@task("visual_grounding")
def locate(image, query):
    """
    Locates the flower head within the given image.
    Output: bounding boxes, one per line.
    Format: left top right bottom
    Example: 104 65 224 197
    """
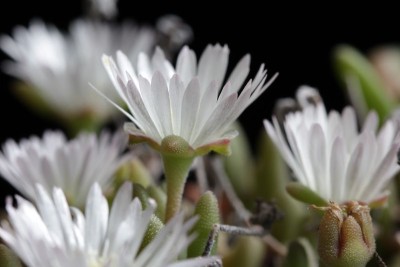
0 19 155 124
95 44 278 155
264 86 400 205
0 183 218 267
0 130 129 207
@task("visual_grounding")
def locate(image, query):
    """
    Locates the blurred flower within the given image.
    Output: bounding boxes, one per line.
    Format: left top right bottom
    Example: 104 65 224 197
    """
265 86 400 205
87 0 118 19
0 130 129 207
370 46 400 100
0 183 219 267
155 15 193 56
96 44 278 155
0 19 156 129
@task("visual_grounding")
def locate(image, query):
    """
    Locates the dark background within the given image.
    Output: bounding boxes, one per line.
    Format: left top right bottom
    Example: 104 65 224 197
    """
0 1 398 199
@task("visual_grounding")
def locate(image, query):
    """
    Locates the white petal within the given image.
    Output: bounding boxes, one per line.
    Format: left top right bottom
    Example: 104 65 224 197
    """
180 78 201 142
85 183 109 253
176 46 197 86
169 74 185 134
151 47 175 80
151 71 173 136
197 44 229 91
361 111 378 134
309 124 328 199
125 79 161 141
226 54 250 93
107 182 133 238
138 75 164 137
137 52 153 80
192 93 237 147
34 184 63 238
116 50 138 86
329 137 347 202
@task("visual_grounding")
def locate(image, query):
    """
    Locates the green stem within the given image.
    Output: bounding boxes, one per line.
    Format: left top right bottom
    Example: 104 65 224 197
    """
162 154 194 222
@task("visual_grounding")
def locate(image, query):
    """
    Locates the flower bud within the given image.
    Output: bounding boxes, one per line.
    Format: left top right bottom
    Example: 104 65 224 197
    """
317 202 375 267
188 191 220 257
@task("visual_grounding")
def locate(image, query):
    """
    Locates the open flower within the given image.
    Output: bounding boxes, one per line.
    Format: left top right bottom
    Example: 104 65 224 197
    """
0 130 129 207
0 19 155 128
264 86 400 205
0 183 219 267
95 44 278 155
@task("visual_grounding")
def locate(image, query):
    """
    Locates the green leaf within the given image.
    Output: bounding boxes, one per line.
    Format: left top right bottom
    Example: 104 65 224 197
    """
140 215 164 251
222 236 265 267
0 244 23 267
116 159 153 188
132 183 151 209
187 191 220 257
286 182 328 207
333 44 397 121
282 238 318 267
223 122 256 201
255 133 307 242
147 185 167 222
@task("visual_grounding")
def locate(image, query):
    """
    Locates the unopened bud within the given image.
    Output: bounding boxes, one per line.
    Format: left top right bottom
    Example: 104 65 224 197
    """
317 202 375 267
188 191 220 257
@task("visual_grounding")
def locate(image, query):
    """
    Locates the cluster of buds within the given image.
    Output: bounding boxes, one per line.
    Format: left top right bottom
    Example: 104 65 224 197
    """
316 201 376 267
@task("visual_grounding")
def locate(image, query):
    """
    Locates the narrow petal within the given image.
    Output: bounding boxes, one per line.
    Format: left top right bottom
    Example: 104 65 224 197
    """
176 46 197 86
85 184 109 253
329 137 347 202
197 44 229 91
180 78 201 142
224 54 250 95
151 71 173 136
169 74 185 134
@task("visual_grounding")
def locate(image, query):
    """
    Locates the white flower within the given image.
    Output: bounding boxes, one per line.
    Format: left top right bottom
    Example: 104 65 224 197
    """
264 86 400 204
0 183 219 267
95 44 278 153
0 130 129 207
0 19 155 122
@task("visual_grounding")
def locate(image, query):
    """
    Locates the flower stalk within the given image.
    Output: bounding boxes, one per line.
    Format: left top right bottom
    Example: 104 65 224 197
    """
161 135 195 221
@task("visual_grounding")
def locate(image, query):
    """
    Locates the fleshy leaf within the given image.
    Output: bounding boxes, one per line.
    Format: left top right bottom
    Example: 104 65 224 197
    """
116 159 153 188
0 244 23 267
282 238 318 267
147 185 167 222
256 133 306 242
223 122 255 200
286 182 329 207
140 215 164 251
222 236 265 267
333 44 397 121
188 191 220 257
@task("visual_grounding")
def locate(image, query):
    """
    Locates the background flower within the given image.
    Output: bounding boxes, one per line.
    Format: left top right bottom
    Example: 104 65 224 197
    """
0 19 156 129
265 86 400 204
0 130 129 207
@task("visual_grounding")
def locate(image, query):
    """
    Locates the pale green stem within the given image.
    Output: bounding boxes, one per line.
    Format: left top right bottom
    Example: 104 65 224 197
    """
162 154 194 222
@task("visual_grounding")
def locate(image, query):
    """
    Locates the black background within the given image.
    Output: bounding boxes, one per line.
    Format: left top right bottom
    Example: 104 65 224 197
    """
0 1 398 199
